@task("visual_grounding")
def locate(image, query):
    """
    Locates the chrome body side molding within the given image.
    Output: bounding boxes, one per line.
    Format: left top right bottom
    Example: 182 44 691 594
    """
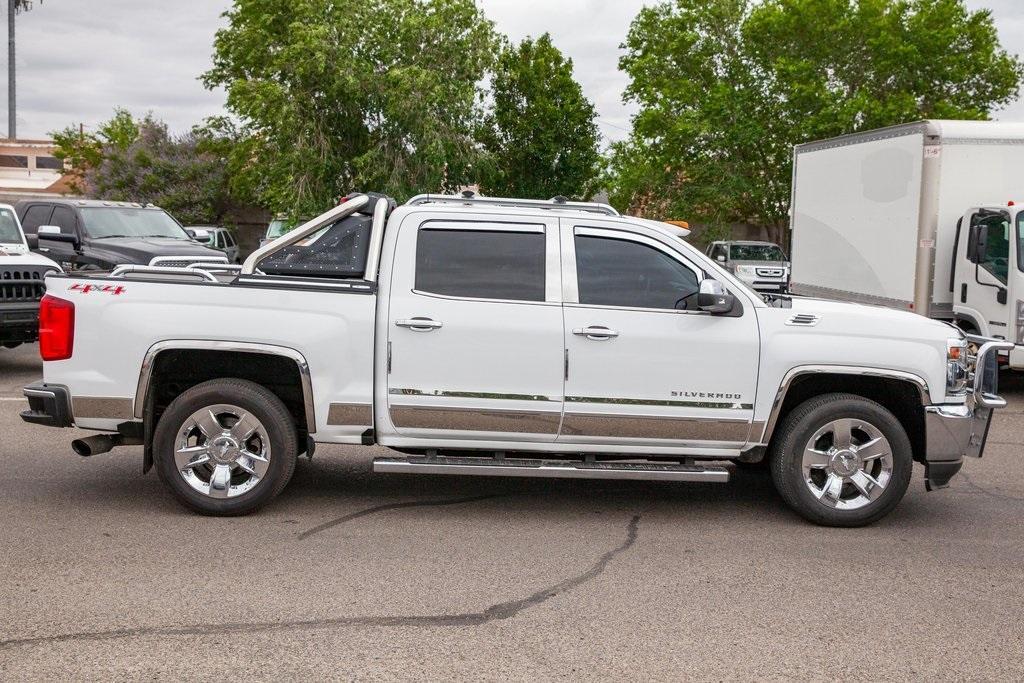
389 405 561 435
759 365 931 445
72 397 134 421
327 402 373 427
134 340 316 434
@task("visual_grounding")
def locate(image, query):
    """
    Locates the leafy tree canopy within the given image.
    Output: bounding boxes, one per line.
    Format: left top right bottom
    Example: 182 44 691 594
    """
610 0 1024 244
203 0 499 216
480 33 602 200
52 109 236 225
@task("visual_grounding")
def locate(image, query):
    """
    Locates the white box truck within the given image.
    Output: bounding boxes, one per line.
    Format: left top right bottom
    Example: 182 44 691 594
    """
790 119 1024 369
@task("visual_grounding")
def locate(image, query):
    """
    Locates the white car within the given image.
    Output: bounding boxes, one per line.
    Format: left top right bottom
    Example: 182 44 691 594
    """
0 203 61 348
20 193 1012 526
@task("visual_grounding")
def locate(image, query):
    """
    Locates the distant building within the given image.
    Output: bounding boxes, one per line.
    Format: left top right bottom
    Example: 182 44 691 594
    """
0 139 77 203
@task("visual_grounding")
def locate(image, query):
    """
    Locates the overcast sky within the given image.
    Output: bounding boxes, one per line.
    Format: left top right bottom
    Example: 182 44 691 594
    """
3 0 1023 144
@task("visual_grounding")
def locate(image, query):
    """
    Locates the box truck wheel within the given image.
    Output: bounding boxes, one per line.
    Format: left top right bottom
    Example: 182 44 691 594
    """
153 378 298 515
769 393 912 527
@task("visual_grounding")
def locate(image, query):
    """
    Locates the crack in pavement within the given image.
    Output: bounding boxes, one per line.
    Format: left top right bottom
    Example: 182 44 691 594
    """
297 494 509 540
0 515 641 650
960 470 1024 503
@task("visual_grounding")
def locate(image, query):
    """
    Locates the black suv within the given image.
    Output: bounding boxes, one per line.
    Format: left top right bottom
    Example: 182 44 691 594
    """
16 199 227 272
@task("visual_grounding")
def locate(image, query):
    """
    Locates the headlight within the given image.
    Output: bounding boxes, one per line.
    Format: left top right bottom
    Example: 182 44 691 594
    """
946 337 969 396
1016 300 1024 345
736 265 756 275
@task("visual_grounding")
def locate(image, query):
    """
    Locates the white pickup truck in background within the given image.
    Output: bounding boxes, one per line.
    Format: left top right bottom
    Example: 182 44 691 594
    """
790 119 1024 368
20 193 1013 526
0 202 62 349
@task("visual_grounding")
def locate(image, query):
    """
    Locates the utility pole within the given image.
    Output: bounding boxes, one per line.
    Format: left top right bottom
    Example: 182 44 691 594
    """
8 0 38 140
8 0 15 140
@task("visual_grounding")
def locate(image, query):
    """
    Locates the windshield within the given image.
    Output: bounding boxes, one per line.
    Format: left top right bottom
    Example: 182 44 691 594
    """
266 219 302 239
79 207 188 239
0 208 23 244
729 244 786 261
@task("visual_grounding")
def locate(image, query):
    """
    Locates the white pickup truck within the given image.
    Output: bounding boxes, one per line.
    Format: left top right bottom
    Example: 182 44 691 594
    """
0 202 62 348
20 193 1013 526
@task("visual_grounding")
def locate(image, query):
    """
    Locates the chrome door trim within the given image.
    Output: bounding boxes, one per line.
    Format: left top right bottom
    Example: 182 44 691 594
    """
134 340 316 434
567 395 752 410
759 365 931 445
389 388 557 402
560 412 750 442
389 405 561 434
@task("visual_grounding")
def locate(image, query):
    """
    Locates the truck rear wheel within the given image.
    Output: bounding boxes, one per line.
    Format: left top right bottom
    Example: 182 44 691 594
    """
769 393 912 527
153 379 298 515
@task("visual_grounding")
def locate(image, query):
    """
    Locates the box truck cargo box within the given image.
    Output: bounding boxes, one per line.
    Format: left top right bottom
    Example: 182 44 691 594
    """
790 120 1024 368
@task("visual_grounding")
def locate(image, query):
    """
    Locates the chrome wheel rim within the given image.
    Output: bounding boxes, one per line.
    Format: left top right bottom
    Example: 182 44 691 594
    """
802 418 893 510
175 404 271 499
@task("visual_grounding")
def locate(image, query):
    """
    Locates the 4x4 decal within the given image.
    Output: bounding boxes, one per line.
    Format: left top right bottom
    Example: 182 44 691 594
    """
69 283 126 295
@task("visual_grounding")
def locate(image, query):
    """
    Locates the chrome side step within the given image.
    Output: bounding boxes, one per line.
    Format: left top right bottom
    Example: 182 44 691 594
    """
372 455 730 483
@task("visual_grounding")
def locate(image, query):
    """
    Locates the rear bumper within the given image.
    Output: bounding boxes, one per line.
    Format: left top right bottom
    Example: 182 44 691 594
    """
0 303 40 343
21 382 73 427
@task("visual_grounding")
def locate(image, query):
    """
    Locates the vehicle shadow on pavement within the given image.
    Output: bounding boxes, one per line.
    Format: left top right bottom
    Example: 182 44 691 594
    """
280 453 788 534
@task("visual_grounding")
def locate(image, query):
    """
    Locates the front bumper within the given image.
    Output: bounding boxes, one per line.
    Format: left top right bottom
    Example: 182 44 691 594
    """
0 303 41 344
21 382 73 427
923 335 1015 490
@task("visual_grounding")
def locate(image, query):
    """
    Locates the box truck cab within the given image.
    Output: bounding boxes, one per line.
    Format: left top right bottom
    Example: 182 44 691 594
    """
790 120 1024 368
955 205 1024 366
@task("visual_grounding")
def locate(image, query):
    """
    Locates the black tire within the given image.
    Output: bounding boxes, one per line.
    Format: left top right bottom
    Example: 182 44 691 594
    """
769 393 913 527
154 378 298 515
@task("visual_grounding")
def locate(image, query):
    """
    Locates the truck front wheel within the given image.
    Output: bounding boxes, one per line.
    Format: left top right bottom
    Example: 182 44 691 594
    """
153 378 298 515
769 393 913 527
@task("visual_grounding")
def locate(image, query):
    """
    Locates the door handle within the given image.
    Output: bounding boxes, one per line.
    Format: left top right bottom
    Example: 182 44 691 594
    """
395 317 443 332
572 326 619 340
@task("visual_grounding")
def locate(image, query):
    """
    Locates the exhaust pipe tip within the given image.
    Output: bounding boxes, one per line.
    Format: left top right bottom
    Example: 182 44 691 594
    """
72 434 115 457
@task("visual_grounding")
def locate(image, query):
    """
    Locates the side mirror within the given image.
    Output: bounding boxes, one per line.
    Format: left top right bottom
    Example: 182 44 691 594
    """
716 254 726 263
697 279 736 314
967 224 987 264
187 229 212 243
37 225 78 246
25 234 38 250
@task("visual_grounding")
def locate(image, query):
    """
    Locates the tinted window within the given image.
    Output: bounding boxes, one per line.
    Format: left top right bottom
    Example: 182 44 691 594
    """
575 234 699 310
224 232 235 247
415 228 545 302
21 205 52 233
50 206 77 235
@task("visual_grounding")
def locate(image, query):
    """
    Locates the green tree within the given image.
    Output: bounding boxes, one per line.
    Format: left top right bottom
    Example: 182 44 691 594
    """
481 33 601 199
202 0 498 216
52 110 236 225
611 0 1024 245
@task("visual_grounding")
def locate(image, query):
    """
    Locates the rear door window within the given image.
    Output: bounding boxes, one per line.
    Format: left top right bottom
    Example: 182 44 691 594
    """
415 227 546 302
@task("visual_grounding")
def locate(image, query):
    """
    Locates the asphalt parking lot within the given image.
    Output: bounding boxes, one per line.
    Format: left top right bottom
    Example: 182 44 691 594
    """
1 343 1023 679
